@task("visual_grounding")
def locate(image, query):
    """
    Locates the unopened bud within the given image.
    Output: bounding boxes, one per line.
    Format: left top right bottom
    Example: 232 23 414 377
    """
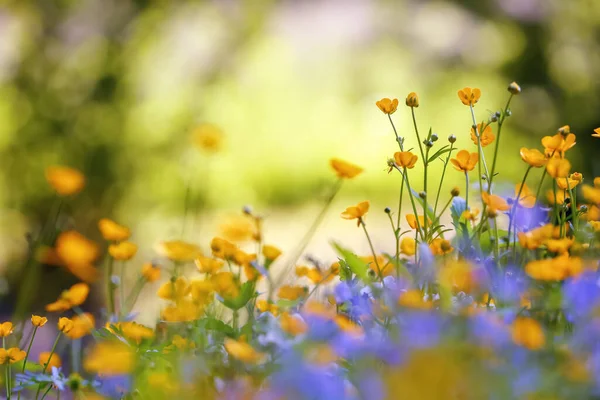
419 191 427 199
405 92 419 108
424 140 434 148
579 205 589 213
397 136 405 146
384 207 391 214
505 109 512 117
557 125 570 136
431 133 438 142
507 82 521 95
489 113 499 123
448 134 457 143
242 205 253 215
451 187 460 197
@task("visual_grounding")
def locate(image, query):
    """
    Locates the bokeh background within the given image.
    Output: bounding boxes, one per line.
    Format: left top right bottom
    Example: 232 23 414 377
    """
0 0 599 318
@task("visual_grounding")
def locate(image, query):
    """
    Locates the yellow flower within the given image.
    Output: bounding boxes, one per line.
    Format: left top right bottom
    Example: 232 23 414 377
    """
394 151 418 169
108 241 138 261
405 92 419 108
515 183 536 208
335 315 363 336
278 285 307 301
156 240 201 262
400 237 416 256
262 245 282 261
31 315 48 327
470 123 495 147
546 158 571 178
210 237 238 260
97 218 131 242
450 150 478 172
593 127 600 138
280 312 308 336
518 224 554 250
191 123 224 153
546 189 569 205
512 317 545 350
363 255 394 277
39 352 62 369
64 313 95 340
45 166 85 196
224 338 265 364
329 158 364 179
112 321 154 344
545 237 574 254
161 298 203 322
0 348 26 364
556 173 582 190
582 185 600 204
429 238 453 256
481 192 510 215
55 231 100 283
340 201 370 226
211 272 240 299
189 279 214 305
157 277 190 301
256 299 279 315
46 283 90 312
58 317 74 333
0 322 13 337
376 98 399 114
439 260 476 293
519 148 547 168
398 289 432 310
219 215 256 242
461 208 479 222
457 87 481 106
141 262 161 282
406 214 430 230
84 341 135 375
194 256 224 274
542 133 576 157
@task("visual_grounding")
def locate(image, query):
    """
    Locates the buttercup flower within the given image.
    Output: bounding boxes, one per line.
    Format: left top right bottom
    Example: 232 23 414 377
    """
0 322 13 337
457 87 481 106
515 183 536 208
546 158 571 178
108 241 138 261
405 92 419 108
224 338 265 364
141 262 161 282
406 214 430 230
31 315 48 327
58 317 74 333
219 215 257 242
55 231 100 282
376 98 399 114
593 128 600 138
341 201 370 226
45 166 85 196
46 283 90 312
556 173 582 190
582 185 600 204
512 317 545 350
507 82 521 95
263 244 282 261
39 352 62 370
470 123 495 147
98 218 131 242
519 148 547 167
394 151 418 169
84 341 135 375
0 348 26 364
278 285 307 301
156 240 201 262
330 158 364 179
400 237 416 256
191 123 224 153
482 192 510 215
542 133 576 157
450 150 478 172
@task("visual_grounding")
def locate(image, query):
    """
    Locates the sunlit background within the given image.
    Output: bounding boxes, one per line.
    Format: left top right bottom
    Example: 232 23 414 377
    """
0 0 599 318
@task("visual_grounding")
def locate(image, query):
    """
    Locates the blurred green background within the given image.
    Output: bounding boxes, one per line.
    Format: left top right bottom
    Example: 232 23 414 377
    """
0 0 599 310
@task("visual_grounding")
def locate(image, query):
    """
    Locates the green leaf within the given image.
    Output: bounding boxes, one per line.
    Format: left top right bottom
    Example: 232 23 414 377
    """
202 317 235 336
427 146 456 163
410 189 435 221
332 241 368 280
220 281 257 311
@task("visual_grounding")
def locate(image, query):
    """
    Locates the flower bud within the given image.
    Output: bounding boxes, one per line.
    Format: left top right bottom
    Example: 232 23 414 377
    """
448 134 456 143
430 133 438 142
424 140 434 148
242 205 253 215
418 191 426 199
397 136 405 146
579 205 588 213
505 109 512 117
405 92 419 108
384 207 391 214
557 125 570 136
489 113 499 123
507 82 521 95
451 187 460 197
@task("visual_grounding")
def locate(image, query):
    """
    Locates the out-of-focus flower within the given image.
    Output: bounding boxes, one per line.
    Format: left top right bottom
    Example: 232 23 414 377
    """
582 185 600 204
224 338 265 364
515 183 536 208
450 150 478 172
156 241 201 262
457 87 481 106
542 133 576 157
84 341 135 375
58 317 74 333
64 313 95 340
470 123 495 147
45 166 85 196
0 322 13 337
279 312 308 336
429 238 453 256
329 158 363 179
593 128 600 138
161 299 203 322
512 317 545 350
194 257 223 274
394 151 418 169
141 263 161 282
55 231 100 282
556 173 582 190
482 192 510 215
518 224 554 250
31 315 48 327
519 148 547 167
210 237 237 260
263 245 282 262
157 277 190 301
108 241 138 261
398 289 432 310
39 352 62 370
46 283 90 312
406 214 430 230
341 201 369 226
546 158 571 178
0 348 26 364
278 285 307 301
376 98 399 114
191 123 223 153
400 237 416 256
219 215 257 242
211 272 240 299
405 92 419 108
98 219 131 242
111 322 154 344
508 82 521 95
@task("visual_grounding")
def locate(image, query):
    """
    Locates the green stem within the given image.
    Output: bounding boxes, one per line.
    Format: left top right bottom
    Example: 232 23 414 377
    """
395 176 405 266
119 261 126 317
469 106 491 197
20 326 37 373
566 179 578 232
410 108 426 162
433 142 455 215
465 172 470 212
360 219 384 284
403 169 425 241
4 338 9 400
388 114 404 151
488 95 513 191
507 166 532 252
105 256 115 318
39 385 52 400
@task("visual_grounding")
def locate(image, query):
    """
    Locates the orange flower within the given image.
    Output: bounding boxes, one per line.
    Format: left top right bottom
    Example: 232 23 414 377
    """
39 352 62 369
457 87 481 106
58 317 74 333
542 133 576 157
470 123 495 147
515 183 536 208
341 201 370 226
156 240 201 262
0 348 26 364
329 158 363 179
224 338 265 364
593 128 600 138
141 263 161 282
482 192 510 215
394 151 418 169
376 98 399 114
55 231 100 282
512 317 545 350
108 241 138 261
400 237 416 256
280 312 308 336
450 150 478 172
546 189 569 205
405 92 419 108
0 322 13 337
556 173 582 190
46 283 90 312
429 238 453 255
98 218 131 242
519 148 547 168
64 313 95 340
406 214 430 230
31 315 48 327
45 166 85 196
546 158 571 178
582 185 600 204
